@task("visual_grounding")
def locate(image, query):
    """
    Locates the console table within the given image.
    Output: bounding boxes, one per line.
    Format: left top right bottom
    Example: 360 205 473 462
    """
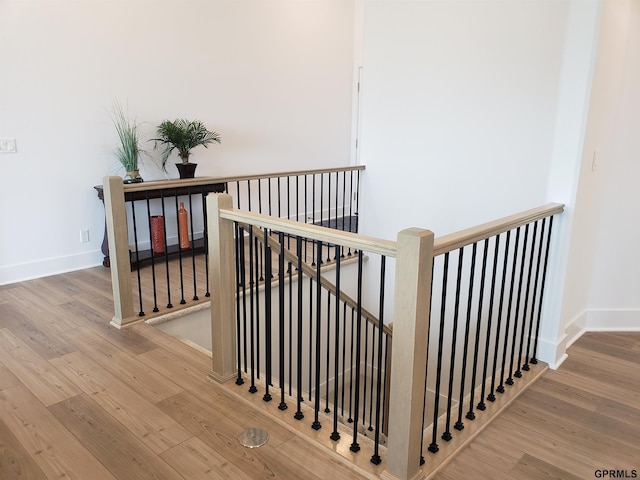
94 180 226 267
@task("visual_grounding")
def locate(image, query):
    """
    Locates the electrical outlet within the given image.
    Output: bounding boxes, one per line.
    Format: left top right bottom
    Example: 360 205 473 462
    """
80 229 90 243
0 138 17 153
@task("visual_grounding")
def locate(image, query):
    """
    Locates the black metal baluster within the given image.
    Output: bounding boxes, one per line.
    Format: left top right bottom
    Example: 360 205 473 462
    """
312 175 316 266
371 256 386 465
278 232 288 410
488 231 511 402
348 306 355 423
362 319 369 426
498 227 521 393
263 228 272 401
320 174 327 263
324 286 331 413
255 235 261 380
278 232 287 411
428 252 450 453
160 192 172 309
235 223 244 386
312 240 323 430
467 239 489 420
524 219 546 371
327 174 333 261
247 179 252 213
277 177 282 219
341 171 347 257
478 235 501 411
508 224 530 384
347 170 353 255
295 175 299 225
294 237 304 419
248 226 257 394
341 302 348 417
130 200 144 316
287 176 291 253
308 266 313 400
531 216 554 364
350 251 364 452
288 257 293 396
355 169 360 229
174 193 186 305
456 243 477 430
145 193 159 313
341 170 347 229
329 171 333 229
268 177 273 217
236 181 241 209
258 180 264 281
201 186 211 297
239 226 248 374
331 245 342 441
368 319 375 432
334 172 339 235
442 248 464 441
304 175 309 263
382 334 389 434
516 221 538 377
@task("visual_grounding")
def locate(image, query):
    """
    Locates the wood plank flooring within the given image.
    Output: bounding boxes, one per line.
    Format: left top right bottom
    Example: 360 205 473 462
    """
433 332 640 480
1 267 639 479
0 268 371 480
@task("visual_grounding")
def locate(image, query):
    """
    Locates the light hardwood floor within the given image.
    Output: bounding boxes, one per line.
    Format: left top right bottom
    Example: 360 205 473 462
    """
1 267 639 479
434 331 640 480
0 267 371 480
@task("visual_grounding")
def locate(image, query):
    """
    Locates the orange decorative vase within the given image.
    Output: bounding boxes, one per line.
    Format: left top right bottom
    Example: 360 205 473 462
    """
150 215 165 255
178 202 190 249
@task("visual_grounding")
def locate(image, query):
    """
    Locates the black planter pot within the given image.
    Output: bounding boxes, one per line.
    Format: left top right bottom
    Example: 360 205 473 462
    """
176 162 198 179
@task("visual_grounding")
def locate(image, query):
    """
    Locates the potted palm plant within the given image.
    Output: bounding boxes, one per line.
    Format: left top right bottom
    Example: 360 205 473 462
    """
111 102 143 183
153 119 221 178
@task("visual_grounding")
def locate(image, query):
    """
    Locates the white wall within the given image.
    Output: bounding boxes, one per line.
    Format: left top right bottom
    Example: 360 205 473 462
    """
357 0 571 243
539 0 640 365
0 0 355 284
584 0 640 329
535 0 601 367
356 0 583 348
542 0 630 353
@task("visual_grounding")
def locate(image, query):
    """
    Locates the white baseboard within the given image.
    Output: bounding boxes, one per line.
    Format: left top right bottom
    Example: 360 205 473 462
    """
585 309 640 331
540 308 640 370
565 310 587 348
0 250 104 286
536 334 569 370
538 309 587 370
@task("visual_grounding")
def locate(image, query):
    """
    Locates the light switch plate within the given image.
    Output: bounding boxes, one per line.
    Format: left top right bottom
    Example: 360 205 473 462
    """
0 139 17 153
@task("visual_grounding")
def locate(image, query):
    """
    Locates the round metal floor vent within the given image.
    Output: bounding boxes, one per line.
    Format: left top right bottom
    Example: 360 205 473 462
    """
238 428 269 448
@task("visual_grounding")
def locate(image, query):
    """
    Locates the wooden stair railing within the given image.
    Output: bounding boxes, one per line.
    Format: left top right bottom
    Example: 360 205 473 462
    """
208 195 564 480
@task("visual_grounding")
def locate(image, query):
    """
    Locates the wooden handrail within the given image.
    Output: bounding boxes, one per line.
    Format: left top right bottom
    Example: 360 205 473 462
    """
122 165 365 193
433 202 564 256
241 224 393 337
222 207 397 258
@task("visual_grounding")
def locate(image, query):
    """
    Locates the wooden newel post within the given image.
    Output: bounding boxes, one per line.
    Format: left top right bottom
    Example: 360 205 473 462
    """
382 228 434 480
207 193 238 383
103 176 136 328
